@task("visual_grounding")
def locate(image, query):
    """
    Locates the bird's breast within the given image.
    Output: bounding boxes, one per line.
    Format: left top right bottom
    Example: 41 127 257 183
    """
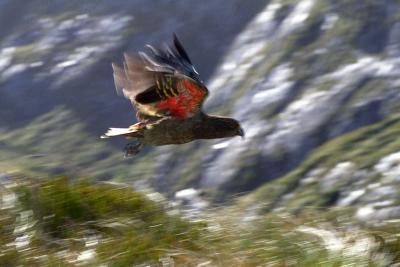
142 117 198 146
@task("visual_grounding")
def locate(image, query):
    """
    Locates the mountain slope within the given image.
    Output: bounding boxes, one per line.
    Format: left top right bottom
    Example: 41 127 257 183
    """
150 0 400 201
1 0 400 207
0 106 155 180
0 0 267 181
1 176 399 266
0 0 268 132
241 115 400 221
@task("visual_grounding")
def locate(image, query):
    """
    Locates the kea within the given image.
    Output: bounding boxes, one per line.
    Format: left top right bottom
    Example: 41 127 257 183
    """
101 34 244 156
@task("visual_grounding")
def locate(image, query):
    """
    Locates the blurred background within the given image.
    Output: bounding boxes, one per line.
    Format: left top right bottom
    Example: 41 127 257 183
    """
1 0 400 266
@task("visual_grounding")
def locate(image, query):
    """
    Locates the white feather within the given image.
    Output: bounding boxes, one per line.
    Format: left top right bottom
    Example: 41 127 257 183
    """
101 128 130 138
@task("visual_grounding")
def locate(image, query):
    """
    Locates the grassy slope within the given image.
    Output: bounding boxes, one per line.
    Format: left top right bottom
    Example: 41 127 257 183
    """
1 177 205 266
0 106 155 181
1 176 399 266
0 145 395 267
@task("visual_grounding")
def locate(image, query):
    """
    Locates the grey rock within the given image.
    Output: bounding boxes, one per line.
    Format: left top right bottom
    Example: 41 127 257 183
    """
153 0 400 199
319 162 357 192
361 185 398 203
375 206 400 220
374 151 400 182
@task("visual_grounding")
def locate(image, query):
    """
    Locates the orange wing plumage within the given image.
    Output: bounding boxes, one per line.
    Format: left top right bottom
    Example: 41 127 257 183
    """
112 34 208 120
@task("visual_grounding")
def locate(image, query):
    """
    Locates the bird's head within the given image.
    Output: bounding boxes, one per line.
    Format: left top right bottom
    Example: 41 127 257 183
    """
197 115 245 139
220 118 245 138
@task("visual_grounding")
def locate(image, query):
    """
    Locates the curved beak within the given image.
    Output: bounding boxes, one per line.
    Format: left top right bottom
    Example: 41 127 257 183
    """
238 127 245 139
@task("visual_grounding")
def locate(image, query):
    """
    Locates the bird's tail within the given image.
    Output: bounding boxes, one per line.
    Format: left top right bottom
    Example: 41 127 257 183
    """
101 128 130 139
101 125 144 139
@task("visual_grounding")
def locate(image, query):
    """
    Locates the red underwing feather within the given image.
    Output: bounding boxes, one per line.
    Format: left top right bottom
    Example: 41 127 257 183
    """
156 79 207 119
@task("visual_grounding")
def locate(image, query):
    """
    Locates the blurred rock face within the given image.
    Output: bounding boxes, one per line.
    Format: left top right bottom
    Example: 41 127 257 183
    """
0 0 267 129
152 0 400 201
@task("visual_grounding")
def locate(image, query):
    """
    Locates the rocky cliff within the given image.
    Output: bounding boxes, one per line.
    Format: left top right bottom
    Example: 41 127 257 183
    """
152 0 400 206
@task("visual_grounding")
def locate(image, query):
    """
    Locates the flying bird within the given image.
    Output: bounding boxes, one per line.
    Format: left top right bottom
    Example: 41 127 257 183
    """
102 34 244 156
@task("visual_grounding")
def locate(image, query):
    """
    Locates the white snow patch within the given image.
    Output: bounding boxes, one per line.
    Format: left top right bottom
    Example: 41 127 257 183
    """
243 119 266 139
321 14 338 31
212 141 231 150
84 235 99 248
146 192 165 203
2 47 16 55
1 192 17 209
300 168 325 185
255 2 282 24
367 183 381 189
56 60 77 68
297 226 343 252
75 13 89 20
29 61 44 68
240 42 267 62
356 206 375 220
328 57 396 80
320 162 356 190
297 226 376 258
252 64 293 104
235 63 293 120
221 62 237 71
343 236 376 258
279 0 315 36
175 188 198 200
56 46 99 70
205 0 283 106
330 57 374 79
271 90 329 142
15 234 30 250
77 249 95 262
270 64 293 84
287 91 325 114
373 200 394 207
338 189 365 206
196 261 213 267
12 210 36 251
0 47 15 71
2 64 27 79
374 151 400 181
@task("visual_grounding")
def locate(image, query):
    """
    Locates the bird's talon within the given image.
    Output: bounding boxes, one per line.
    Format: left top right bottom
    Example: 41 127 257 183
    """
123 142 143 157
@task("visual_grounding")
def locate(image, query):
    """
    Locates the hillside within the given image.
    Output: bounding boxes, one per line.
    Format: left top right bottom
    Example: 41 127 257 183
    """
1 176 399 266
149 0 400 202
1 2 400 265
0 0 268 183
242 115 400 221
0 0 267 130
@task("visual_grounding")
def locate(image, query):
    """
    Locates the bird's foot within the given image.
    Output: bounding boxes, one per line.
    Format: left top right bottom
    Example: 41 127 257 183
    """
129 122 146 130
124 142 144 158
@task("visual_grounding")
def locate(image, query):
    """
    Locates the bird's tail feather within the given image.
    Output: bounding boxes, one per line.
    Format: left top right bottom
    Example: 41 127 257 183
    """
101 128 135 139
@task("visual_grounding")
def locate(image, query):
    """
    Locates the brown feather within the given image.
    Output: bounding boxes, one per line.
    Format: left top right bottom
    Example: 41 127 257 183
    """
122 113 243 146
104 36 243 155
112 54 154 101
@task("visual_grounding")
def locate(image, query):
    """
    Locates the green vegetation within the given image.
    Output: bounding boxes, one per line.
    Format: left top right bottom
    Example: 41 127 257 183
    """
1 176 399 266
1 176 205 266
1 1 400 266
0 106 153 181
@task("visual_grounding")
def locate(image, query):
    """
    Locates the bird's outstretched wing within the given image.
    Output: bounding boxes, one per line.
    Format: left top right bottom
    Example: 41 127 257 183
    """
112 34 208 119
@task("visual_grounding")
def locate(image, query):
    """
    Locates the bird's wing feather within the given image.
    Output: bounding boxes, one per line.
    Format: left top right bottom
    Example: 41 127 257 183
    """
112 34 209 119
112 55 154 101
